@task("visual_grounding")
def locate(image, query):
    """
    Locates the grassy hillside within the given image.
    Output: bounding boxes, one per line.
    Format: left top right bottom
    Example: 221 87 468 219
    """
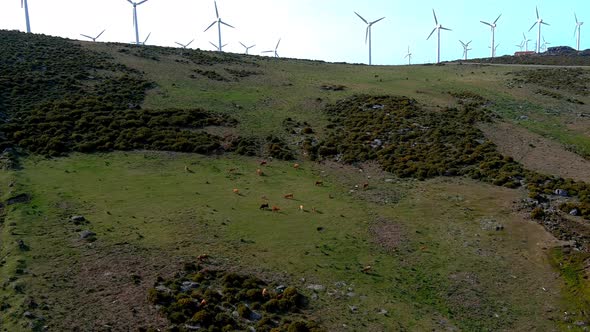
1 30 590 331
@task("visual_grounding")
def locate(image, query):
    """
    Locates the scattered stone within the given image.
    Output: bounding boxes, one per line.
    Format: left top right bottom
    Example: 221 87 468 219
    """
70 216 86 223
334 281 346 288
6 193 30 205
23 311 35 319
346 292 356 297
180 281 199 292
248 311 262 321
349 305 358 313
306 284 325 292
378 309 388 315
570 209 580 216
79 230 96 240
276 285 287 292
554 189 568 197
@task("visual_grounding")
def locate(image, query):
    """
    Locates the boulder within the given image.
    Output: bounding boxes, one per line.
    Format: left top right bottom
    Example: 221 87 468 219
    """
79 230 96 240
554 189 568 197
570 209 580 216
70 216 86 223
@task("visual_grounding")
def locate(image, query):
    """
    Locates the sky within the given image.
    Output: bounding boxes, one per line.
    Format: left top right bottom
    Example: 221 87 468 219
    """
0 0 588 65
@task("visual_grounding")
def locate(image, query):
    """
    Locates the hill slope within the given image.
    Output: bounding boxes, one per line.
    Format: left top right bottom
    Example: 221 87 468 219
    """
1 30 590 331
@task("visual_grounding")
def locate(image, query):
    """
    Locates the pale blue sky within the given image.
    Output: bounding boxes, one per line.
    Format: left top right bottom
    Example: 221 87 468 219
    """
0 0 588 65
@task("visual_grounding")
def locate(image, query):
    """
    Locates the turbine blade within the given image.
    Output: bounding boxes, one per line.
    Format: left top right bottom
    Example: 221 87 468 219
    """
127 0 133 5
80 34 93 39
21 0 23 8
96 29 106 39
214 0 219 18
175 42 184 47
221 21 235 28
187 39 194 46
209 41 219 50
371 17 385 25
239 42 246 48
222 43 228 48
143 32 151 43
249 45 255 48
137 0 148 5
459 40 466 47
276 38 281 49
481 21 492 27
427 27 436 40
494 14 502 24
574 26 579 37
204 21 216 32
365 26 369 44
542 22 550 26
441 27 451 31
432 9 438 25
262 50 273 53
528 22 537 32
275 52 279 58
575 13 578 24
354 12 368 24
536 6 539 19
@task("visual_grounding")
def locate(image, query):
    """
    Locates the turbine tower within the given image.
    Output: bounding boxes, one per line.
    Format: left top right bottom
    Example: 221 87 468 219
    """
427 9 452 64
239 42 256 55
541 37 550 52
175 39 195 49
126 0 149 45
481 14 501 58
204 1 235 52
131 32 151 46
528 7 549 53
20 0 31 33
459 40 472 60
404 46 412 65
80 30 106 42
489 43 500 56
522 33 531 52
354 12 385 66
574 13 584 51
262 39 281 58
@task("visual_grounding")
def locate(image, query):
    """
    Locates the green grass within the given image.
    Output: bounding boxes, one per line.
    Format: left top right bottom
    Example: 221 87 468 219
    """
0 152 574 331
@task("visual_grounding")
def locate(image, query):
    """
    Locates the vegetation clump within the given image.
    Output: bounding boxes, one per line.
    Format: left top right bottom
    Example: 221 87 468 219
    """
511 68 590 96
147 265 321 331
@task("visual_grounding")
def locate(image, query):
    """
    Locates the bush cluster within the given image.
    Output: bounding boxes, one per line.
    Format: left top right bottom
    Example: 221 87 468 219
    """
147 266 321 332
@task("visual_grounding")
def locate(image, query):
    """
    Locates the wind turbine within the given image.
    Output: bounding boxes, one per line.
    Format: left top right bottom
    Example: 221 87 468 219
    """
427 9 452 64
20 0 31 33
404 46 412 65
488 43 500 56
204 1 235 52
175 39 195 49
481 14 501 57
209 41 227 52
528 7 549 53
574 13 584 51
126 0 149 45
522 33 531 52
515 40 524 52
541 37 550 52
262 39 281 58
239 42 256 55
354 12 385 65
80 29 106 42
459 40 472 60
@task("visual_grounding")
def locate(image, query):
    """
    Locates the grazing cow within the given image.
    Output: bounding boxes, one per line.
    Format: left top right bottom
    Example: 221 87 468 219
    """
361 265 372 273
256 168 264 176
314 180 323 186
272 206 281 212
232 188 240 194
284 193 294 199
299 205 304 212
311 207 317 213
259 203 270 210
262 288 269 297
293 163 300 170
260 160 267 166
184 165 193 173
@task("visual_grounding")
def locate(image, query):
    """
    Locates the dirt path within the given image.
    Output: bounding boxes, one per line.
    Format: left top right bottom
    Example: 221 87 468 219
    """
480 121 590 182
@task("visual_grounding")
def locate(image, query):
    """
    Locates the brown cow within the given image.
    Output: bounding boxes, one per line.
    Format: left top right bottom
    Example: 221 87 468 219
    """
283 193 294 199
272 206 281 212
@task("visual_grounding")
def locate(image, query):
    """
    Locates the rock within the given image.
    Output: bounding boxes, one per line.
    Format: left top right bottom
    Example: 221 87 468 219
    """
334 281 346 288
79 230 96 240
371 104 384 109
378 309 388 315
306 284 325 292
23 311 35 319
6 193 30 205
17 239 29 251
311 293 318 300
180 281 199 292
248 311 262 321
276 285 287 292
70 216 86 223
155 285 172 294
349 305 358 313
554 189 568 197
346 292 356 297
570 209 580 216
